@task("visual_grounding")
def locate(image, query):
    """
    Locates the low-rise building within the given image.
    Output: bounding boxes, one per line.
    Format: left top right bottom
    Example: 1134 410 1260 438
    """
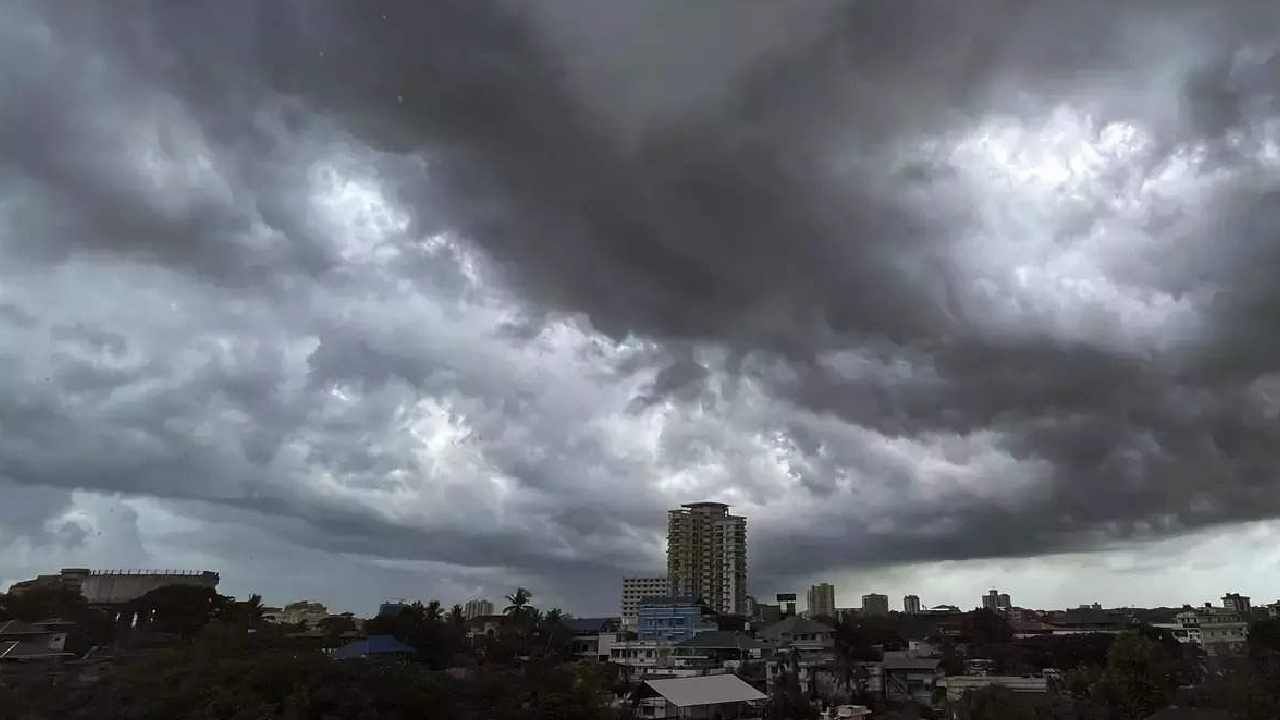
566 617 623 661
1172 605 1249 656
638 596 717 643
882 651 944 705
465 615 506 641
941 676 1048 703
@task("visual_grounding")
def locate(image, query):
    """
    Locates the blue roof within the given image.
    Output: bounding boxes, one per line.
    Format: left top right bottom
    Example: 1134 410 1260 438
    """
334 634 415 659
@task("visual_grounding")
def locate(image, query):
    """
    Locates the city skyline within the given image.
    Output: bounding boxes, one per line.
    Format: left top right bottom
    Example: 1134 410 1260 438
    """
5 1 1280 619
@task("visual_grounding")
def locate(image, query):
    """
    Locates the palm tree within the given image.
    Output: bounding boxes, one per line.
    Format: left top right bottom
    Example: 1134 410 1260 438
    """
424 600 443 623
449 604 465 626
504 587 532 617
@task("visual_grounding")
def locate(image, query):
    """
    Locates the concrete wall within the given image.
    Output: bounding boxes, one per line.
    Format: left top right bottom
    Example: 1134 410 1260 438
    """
80 571 219 605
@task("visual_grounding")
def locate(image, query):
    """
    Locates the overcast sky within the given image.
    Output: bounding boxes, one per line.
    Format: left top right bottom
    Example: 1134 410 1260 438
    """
3 0 1280 616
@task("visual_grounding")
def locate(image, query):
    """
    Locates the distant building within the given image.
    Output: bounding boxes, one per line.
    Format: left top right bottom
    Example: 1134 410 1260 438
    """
8 568 219 606
997 593 1012 610
637 596 716 643
281 601 329 627
667 502 747 616
982 589 1012 611
807 584 836 620
1268 601 1280 619
622 577 669 629
904 595 922 614
378 601 410 618
777 593 798 618
1222 593 1251 613
463 598 494 620
755 603 781 624
861 593 889 617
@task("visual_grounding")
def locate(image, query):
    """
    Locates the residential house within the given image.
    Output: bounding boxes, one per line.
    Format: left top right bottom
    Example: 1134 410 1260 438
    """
567 617 623 661
465 615 506 642
881 650 944 705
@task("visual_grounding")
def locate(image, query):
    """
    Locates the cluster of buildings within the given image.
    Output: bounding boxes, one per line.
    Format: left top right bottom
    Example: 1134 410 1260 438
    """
8 502 1280 716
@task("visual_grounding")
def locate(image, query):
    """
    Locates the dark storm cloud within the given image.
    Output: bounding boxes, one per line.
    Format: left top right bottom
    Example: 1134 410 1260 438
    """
4 0 1280 609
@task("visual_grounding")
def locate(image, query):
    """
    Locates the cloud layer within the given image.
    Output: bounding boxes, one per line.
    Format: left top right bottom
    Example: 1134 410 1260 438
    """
2 0 1280 613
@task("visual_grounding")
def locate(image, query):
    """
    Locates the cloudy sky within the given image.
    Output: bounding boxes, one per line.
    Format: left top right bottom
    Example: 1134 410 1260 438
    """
3 0 1280 616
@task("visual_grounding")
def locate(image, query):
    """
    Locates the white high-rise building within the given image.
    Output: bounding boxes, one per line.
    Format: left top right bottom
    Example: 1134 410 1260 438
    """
621 577 670 628
463 597 494 619
667 502 748 616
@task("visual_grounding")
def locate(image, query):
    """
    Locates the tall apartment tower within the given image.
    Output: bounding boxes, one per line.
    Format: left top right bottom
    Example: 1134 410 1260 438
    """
862 593 889 617
808 583 836 619
904 594 922 614
463 597 494 619
667 502 748 616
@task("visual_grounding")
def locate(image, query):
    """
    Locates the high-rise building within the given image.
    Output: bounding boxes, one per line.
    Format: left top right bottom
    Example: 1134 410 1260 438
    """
622 577 670 628
982 589 999 610
904 594 922 614
862 593 889 617
997 593 1012 610
463 597 494 619
808 583 836 620
777 593 798 617
1222 593 1251 613
667 502 748 615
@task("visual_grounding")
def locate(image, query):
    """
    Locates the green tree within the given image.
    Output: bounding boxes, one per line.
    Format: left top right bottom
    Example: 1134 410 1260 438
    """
1097 631 1175 720
504 587 532 617
956 685 1038 720
130 584 230 640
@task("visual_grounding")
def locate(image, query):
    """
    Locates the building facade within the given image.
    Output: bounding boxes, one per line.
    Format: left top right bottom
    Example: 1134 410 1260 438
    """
777 593 798 618
667 502 747 616
997 593 1012 610
463 598 494 620
807 584 836 619
622 577 670 628
637 596 716 643
862 593 889 617
1222 593 1251 613
904 595 922 614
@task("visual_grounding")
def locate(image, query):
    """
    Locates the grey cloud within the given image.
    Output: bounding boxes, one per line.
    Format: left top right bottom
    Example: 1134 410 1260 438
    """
4 0 1280 613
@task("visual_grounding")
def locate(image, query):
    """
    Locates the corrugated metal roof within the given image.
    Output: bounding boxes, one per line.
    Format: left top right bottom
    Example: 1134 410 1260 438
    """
645 674 766 707
882 651 941 670
0 620 48 636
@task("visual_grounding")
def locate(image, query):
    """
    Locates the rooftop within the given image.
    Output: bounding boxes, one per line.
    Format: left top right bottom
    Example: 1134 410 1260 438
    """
677 631 769 650
680 501 729 509
0 620 50 637
882 651 942 671
645 674 767 707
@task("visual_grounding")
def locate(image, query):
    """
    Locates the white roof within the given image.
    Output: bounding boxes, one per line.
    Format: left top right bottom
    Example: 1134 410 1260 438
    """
645 674 767 707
